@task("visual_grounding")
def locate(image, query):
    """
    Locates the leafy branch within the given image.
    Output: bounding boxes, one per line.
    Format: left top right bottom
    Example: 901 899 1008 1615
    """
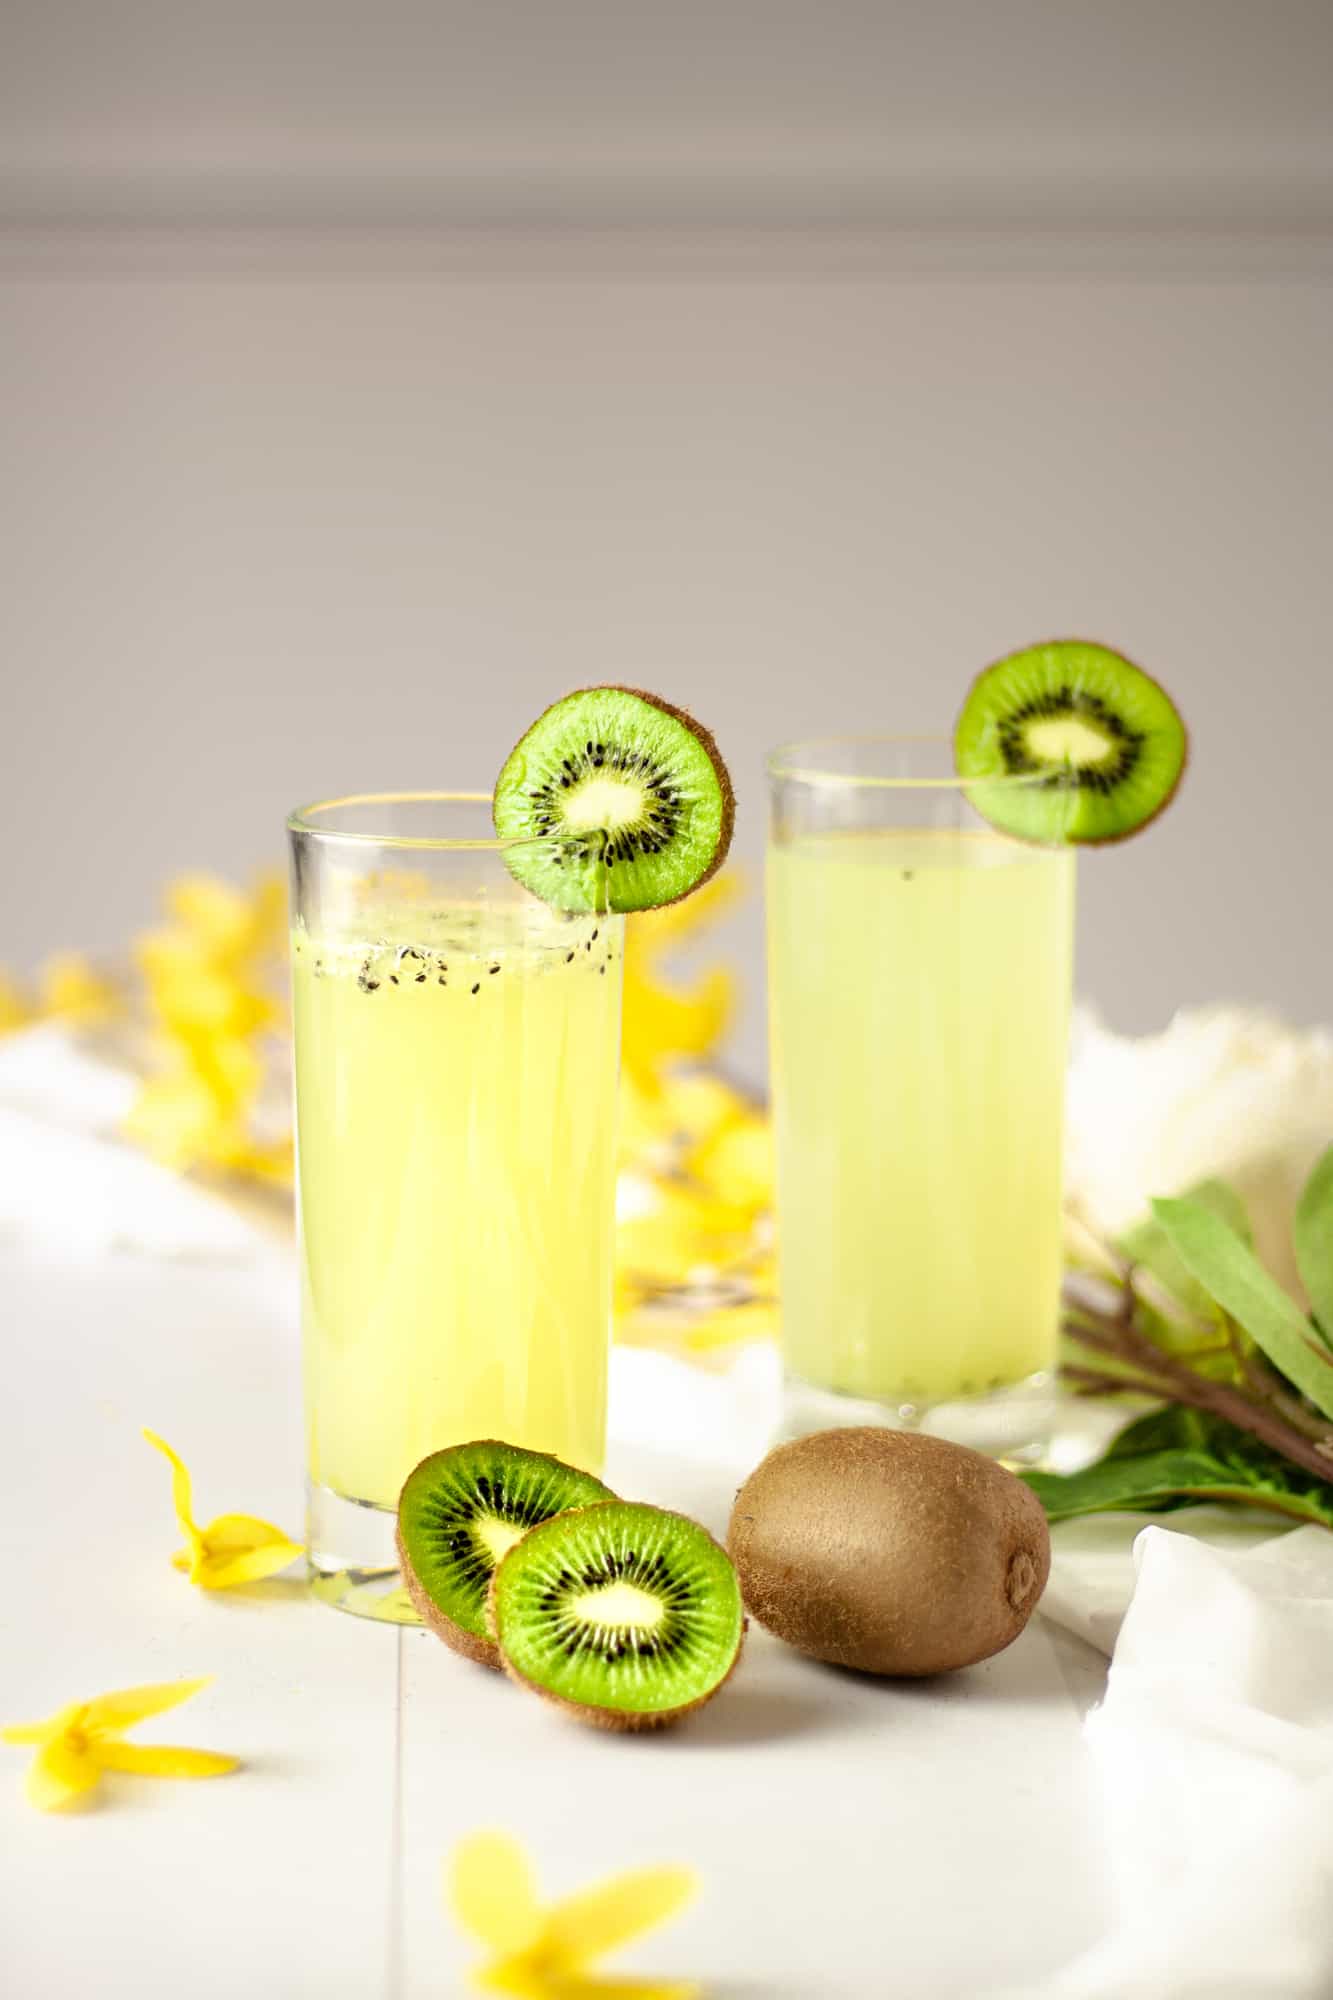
1028 1144 1333 1526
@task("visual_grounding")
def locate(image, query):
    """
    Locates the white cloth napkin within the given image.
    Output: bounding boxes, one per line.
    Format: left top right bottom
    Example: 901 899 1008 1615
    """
1010 1523 1333 1999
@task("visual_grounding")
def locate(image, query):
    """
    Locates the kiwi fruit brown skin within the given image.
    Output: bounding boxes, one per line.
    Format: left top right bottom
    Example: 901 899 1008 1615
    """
493 684 735 913
727 1428 1050 1678
487 1501 747 1732
604 687 736 908
396 1513 504 1669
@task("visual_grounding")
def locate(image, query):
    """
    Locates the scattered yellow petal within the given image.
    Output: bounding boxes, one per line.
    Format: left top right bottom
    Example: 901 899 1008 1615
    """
544 1869 697 1972
27 1735 102 1813
450 1832 545 1956
446 1835 700 1998
84 1677 215 1732
144 1431 302 1589
4 1677 238 1812
92 1743 239 1779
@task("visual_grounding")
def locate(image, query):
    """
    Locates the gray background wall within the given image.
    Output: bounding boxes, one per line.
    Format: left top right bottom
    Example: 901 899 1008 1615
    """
3 2 1331 1084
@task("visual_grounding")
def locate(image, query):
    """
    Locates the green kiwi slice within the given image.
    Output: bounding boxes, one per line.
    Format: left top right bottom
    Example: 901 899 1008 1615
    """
488 1500 746 1730
492 686 734 912
954 639 1188 844
396 1441 615 1668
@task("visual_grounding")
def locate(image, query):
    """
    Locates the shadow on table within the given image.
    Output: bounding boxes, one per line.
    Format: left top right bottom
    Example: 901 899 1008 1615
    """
657 1686 833 1749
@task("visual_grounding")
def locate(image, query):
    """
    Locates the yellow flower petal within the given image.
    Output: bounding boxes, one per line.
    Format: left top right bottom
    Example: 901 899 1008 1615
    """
544 1868 698 1973
450 1832 544 1956
195 1536 304 1590
26 1736 101 1812
143 1429 203 1541
84 1676 214 1735
1 1703 81 1747
687 1114 774 1215
548 1981 700 2000
92 1743 239 1779
166 874 260 956
0 970 33 1035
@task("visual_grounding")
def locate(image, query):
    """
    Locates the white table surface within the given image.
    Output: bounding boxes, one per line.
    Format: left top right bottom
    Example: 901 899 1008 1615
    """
1 1232 1114 1998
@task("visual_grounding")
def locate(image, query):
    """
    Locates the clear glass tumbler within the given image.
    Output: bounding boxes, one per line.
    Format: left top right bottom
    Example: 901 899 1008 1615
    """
766 740 1076 1461
287 793 624 1619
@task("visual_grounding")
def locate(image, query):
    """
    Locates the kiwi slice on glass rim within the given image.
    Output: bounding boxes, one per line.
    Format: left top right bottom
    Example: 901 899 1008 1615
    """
492 686 734 912
488 1499 746 1730
954 639 1188 845
396 1441 615 1668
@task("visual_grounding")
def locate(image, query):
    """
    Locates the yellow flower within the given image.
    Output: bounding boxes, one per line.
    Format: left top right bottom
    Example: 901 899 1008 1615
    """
144 1430 302 1588
686 1112 774 1220
2 1677 238 1812
621 874 741 1095
127 869 290 1187
0 970 32 1035
449 1830 700 1999
37 952 121 1024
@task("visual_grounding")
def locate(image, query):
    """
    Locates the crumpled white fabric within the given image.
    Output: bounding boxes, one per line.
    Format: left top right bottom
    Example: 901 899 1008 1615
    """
1010 1523 1333 1999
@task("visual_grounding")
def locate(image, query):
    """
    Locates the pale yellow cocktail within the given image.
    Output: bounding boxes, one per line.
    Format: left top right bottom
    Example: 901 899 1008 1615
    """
767 823 1074 1425
292 894 621 1517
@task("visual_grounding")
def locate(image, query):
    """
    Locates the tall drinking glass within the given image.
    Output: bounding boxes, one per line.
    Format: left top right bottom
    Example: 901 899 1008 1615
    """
766 741 1075 1460
288 794 624 1619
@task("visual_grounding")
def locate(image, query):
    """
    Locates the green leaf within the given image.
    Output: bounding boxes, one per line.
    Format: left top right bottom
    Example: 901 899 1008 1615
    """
1152 1195 1333 1420
1295 1144 1333 1347
1121 1178 1252 1312
1025 1407 1333 1529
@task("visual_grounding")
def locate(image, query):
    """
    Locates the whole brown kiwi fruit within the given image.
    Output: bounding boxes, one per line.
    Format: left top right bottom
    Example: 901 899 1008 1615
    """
727 1427 1050 1677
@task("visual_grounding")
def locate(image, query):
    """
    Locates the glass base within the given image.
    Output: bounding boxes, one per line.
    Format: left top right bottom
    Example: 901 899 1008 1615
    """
780 1369 1055 1466
306 1480 421 1624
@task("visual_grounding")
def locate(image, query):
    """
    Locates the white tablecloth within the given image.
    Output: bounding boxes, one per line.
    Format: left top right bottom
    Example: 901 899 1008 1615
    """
2 1025 1330 1998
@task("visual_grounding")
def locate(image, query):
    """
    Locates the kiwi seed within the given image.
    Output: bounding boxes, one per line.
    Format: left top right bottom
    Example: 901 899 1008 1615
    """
487 1499 746 1730
954 638 1188 845
727 1428 1050 1677
492 686 734 913
396 1441 615 1668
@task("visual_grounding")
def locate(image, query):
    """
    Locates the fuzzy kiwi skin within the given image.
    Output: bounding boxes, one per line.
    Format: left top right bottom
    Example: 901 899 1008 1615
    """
486 1502 747 1732
727 1429 1050 1678
395 1514 503 1669
500 685 736 912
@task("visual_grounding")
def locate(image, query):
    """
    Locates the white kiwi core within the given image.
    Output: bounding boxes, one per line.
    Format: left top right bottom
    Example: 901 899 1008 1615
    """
569 1580 666 1629
1025 714 1116 766
561 775 648 831
476 1516 527 1564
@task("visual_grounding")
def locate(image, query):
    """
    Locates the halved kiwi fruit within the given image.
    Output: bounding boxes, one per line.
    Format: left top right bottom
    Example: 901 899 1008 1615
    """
488 1500 745 1730
492 686 734 912
396 1441 615 1668
954 639 1188 844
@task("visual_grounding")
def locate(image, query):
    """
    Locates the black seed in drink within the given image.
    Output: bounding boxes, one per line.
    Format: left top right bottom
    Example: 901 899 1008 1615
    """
488 965 500 975
415 972 427 982
472 983 480 995
438 975 447 985
566 951 575 963
390 974 399 985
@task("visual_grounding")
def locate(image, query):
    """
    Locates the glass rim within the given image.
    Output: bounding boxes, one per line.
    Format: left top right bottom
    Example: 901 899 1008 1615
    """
287 790 536 854
765 734 1054 793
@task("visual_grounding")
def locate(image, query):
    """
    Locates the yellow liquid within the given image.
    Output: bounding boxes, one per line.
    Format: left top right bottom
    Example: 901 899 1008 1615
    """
292 903 622 1508
767 829 1075 1404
